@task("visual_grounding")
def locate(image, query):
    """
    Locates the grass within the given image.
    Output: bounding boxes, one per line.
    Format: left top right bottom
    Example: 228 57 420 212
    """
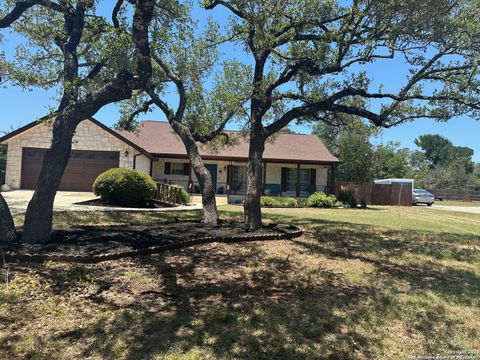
2 205 479 360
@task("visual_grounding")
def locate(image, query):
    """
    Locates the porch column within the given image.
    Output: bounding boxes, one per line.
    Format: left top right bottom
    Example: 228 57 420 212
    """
329 163 337 195
296 163 300 198
188 164 193 194
226 164 232 195
262 162 267 195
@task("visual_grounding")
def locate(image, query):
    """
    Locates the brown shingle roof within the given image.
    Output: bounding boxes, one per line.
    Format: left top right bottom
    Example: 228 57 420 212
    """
116 121 339 164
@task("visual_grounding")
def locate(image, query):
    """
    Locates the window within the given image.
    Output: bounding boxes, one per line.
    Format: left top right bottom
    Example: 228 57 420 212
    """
286 168 297 192
299 169 311 193
171 162 186 175
232 166 246 194
284 168 313 194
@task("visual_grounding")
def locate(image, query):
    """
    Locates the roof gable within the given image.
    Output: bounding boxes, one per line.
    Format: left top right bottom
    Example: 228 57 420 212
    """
0 117 152 159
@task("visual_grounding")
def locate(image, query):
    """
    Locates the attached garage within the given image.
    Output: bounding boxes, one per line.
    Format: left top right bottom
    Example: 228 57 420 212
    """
0 118 152 191
21 148 120 191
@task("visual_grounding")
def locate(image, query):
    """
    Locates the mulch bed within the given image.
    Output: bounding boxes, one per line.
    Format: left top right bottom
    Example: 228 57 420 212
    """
3 220 302 263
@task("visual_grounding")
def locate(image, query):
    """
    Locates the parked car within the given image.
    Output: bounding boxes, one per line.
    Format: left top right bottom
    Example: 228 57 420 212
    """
412 189 435 206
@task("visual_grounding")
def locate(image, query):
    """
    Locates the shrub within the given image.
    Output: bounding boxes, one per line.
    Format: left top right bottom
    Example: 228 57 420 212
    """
260 196 298 207
306 192 340 208
93 168 157 207
277 196 299 207
171 185 190 205
337 187 357 208
260 196 281 207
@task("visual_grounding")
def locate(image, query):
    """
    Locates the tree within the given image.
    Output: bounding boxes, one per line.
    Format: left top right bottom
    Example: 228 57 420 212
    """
371 142 411 180
415 134 475 173
0 193 16 244
118 7 250 225
314 119 410 181
0 139 14 243
205 0 480 230
0 0 158 243
412 134 477 189
313 115 376 181
415 135 454 167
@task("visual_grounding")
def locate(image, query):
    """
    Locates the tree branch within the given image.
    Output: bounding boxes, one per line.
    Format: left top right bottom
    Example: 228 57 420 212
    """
151 52 187 123
204 1 247 19
112 0 124 28
57 4 87 109
193 98 248 143
0 0 72 28
123 99 154 131
146 87 175 121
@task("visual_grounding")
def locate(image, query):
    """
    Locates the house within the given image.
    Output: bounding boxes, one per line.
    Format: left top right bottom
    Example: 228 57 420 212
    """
0 118 339 198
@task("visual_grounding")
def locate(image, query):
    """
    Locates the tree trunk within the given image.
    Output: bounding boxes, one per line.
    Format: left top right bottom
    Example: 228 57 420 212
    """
244 121 265 231
190 154 218 225
0 192 16 244
22 116 78 243
171 122 218 225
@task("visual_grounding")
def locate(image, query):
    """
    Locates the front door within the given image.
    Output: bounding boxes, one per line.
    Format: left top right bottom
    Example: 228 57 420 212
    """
205 164 218 192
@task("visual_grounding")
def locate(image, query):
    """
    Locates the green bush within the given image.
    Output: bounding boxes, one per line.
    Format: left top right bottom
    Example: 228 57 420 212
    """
170 185 190 205
93 168 157 207
277 197 299 207
337 187 357 208
260 196 298 207
306 192 340 208
260 196 280 207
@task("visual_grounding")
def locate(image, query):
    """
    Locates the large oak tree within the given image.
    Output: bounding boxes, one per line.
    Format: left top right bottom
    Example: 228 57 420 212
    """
0 0 159 243
118 7 250 225
205 0 480 230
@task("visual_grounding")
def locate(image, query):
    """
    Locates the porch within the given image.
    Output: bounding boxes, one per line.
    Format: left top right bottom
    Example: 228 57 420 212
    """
141 157 336 203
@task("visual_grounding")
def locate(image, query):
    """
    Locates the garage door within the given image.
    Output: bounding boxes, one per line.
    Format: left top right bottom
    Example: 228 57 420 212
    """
21 148 120 191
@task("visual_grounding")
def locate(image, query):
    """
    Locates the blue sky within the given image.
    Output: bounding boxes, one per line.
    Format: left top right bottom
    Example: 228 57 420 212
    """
1 1 479 161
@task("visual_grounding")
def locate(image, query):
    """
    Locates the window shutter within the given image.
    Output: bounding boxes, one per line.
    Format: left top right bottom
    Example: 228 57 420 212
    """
164 162 171 175
183 163 190 176
310 168 316 193
281 167 288 192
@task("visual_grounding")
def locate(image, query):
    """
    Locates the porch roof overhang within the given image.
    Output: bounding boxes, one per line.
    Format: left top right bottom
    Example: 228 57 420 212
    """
150 153 339 166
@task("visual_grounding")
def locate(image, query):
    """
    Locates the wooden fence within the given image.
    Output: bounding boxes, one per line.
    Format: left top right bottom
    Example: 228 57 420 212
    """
335 181 412 206
427 189 480 202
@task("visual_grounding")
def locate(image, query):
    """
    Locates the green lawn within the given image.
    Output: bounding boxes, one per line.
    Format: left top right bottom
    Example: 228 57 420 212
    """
2 206 479 360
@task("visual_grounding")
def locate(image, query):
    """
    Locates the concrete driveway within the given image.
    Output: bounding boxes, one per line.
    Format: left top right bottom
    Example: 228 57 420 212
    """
2 190 97 214
2 190 211 214
429 204 480 215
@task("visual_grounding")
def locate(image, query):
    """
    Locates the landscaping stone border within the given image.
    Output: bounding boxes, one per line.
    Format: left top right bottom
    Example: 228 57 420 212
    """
4 223 303 264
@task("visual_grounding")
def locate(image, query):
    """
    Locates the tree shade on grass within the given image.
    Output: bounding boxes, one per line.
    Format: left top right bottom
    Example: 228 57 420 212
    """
2 205 479 359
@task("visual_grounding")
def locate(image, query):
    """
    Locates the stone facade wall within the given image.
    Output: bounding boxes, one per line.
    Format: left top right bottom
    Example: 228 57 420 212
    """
4 119 137 189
